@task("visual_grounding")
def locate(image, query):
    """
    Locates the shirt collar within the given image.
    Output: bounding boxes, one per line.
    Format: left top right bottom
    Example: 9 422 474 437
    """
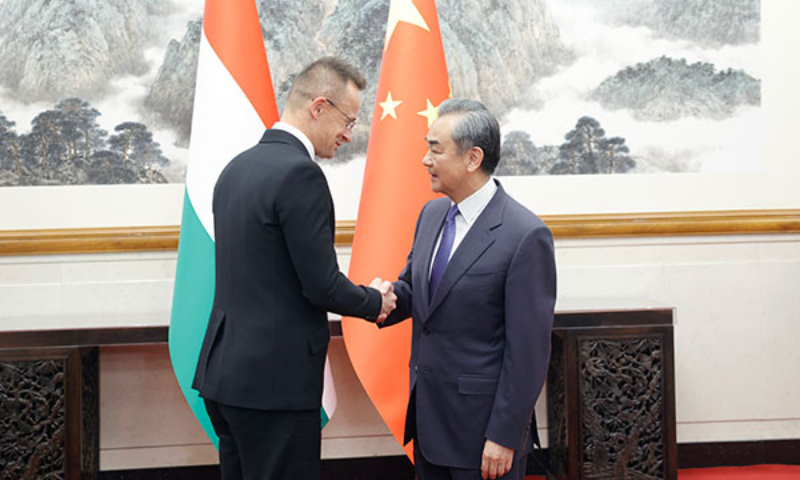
455 177 497 226
271 121 315 159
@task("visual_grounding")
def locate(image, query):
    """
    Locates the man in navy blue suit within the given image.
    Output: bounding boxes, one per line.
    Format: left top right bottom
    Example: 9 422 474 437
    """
379 99 557 480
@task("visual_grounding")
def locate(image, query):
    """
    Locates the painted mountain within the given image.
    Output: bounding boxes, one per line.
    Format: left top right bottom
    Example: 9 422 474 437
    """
599 0 760 47
0 0 172 103
145 0 571 156
0 0 763 186
591 56 761 121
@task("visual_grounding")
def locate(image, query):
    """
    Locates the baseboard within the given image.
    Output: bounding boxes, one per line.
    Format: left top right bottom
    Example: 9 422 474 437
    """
97 456 416 480
97 439 800 479
678 439 800 468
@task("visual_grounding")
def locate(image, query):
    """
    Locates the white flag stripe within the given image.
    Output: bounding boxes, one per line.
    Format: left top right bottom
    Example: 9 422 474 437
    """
322 354 338 419
186 32 269 241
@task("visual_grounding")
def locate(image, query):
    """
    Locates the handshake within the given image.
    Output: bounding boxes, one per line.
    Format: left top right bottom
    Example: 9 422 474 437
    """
369 277 397 324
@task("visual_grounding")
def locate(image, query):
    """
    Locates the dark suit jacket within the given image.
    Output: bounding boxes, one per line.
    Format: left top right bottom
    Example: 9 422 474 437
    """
382 182 556 469
192 129 381 411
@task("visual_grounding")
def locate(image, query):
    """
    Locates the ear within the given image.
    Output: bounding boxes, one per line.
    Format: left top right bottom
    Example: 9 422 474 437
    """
309 97 327 120
466 146 484 173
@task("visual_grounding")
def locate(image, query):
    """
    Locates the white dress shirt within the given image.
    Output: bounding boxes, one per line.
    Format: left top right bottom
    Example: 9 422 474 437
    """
429 178 498 278
271 121 315 159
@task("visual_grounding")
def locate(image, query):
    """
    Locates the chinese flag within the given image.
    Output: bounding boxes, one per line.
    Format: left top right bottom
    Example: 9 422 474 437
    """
342 0 450 459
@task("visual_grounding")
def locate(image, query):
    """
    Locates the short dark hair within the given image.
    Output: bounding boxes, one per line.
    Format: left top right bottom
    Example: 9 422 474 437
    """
286 56 366 109
437 99 501 175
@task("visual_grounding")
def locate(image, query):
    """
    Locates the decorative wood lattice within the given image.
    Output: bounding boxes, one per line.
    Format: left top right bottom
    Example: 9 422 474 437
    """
580 337 665 480
0 358 67 479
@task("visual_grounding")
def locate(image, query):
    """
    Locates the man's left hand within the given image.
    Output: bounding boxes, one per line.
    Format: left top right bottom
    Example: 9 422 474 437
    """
481 439 514 479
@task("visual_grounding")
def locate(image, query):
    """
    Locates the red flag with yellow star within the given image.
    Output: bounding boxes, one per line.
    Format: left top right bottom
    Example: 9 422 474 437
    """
342 0 450 459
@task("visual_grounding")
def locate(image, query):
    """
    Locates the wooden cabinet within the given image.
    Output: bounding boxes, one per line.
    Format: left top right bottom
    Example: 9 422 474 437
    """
547 309 678 480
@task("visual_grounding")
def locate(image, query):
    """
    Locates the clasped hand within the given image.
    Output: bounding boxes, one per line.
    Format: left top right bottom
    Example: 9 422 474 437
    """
369 277 396 323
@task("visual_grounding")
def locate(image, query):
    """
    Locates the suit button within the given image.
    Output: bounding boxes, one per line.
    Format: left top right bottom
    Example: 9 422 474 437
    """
423 328 430 336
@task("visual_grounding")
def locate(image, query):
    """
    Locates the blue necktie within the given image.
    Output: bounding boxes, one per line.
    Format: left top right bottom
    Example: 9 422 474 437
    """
429 204 459 301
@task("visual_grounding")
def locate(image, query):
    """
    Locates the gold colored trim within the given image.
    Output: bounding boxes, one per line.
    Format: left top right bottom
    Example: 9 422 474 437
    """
0 227 179 256
543 209 800 239
1 210 798 256
335 221 356 246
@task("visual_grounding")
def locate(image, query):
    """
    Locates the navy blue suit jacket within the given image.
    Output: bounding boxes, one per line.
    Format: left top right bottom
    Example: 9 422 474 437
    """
382 182 556 469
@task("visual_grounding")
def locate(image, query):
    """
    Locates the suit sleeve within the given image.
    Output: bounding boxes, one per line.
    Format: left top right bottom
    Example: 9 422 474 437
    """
380 202 427 328
380 245 413 327
485 224 556 449
276 160 381 319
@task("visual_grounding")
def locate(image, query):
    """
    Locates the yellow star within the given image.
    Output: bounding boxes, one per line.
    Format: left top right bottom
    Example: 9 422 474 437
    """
379 91 403 120
417 98 439 128
384 0 430 51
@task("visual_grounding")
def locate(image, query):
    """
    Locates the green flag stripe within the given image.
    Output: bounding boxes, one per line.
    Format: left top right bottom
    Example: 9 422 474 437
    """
321 409 330 428
169 190 218 447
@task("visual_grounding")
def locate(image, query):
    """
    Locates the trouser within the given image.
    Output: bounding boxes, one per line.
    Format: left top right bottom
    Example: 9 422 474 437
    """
204 399 320 480
414 436 528 480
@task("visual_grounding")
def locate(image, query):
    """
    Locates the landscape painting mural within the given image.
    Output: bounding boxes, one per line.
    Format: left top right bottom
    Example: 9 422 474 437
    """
0 0 760 187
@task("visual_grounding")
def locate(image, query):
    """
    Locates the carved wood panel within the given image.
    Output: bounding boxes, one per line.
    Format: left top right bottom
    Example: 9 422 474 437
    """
0 347 99 480
580 337 665 480
547 312 676 480
0 356 67 478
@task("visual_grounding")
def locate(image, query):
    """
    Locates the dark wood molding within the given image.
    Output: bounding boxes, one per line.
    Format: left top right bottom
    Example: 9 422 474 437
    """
0 327 169 349
0 310 668 348
554 309 673 328
1 209 798 256
678 439 800 468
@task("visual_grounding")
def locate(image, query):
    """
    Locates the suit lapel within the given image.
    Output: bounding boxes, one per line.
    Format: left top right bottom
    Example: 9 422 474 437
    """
413 199 450 310
426 188 507 321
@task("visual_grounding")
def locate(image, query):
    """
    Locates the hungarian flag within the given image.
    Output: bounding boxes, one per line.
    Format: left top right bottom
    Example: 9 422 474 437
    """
342 0 450 458
168 0 337 447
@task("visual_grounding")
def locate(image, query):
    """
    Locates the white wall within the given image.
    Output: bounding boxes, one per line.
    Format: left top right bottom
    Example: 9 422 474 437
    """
1 235 799 470
555 234 800 443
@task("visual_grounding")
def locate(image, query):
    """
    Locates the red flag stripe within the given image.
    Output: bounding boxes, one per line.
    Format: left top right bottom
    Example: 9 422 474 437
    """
203 0 279 127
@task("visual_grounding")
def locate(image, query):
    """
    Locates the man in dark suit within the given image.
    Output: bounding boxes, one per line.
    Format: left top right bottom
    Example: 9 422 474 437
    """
379 99 556 480
192 57 396 480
